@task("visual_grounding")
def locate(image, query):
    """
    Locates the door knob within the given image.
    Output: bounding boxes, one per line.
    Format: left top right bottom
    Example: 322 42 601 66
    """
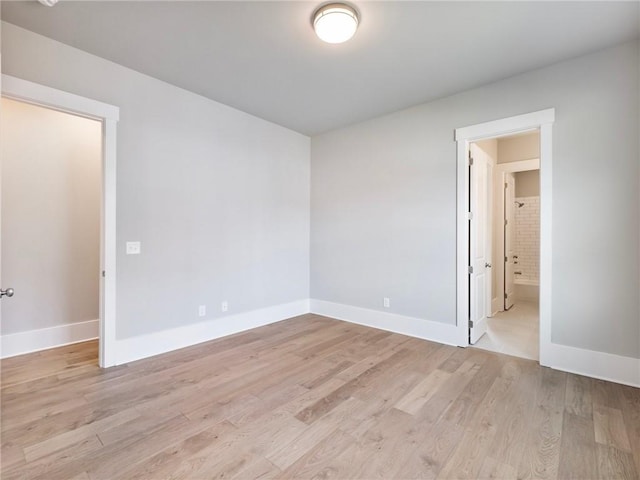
0 288 14 298
485 263 492 268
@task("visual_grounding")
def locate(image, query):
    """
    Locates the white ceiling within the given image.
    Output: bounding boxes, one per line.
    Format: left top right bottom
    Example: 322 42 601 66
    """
2 1 638 135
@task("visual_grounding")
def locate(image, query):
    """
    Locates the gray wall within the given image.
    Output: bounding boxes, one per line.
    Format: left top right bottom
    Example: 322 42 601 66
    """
311 40 639 358
1 98 101 335
3 22 638 360
1 23 310 340
515 170 540 197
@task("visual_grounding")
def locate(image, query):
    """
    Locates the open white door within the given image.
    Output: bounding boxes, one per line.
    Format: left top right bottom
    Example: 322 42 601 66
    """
504 172 515 310
485 160 493 317
469 143 492 344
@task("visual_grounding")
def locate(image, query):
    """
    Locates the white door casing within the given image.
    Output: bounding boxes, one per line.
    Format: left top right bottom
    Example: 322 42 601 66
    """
1 75 119 367
493 159 540 314
468 143 492 344
454 108 554 368
504 172 516 310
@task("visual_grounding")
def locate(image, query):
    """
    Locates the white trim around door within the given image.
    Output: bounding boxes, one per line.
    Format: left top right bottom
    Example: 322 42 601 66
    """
454 109 555 367
1 74 119 368
493 158 540 315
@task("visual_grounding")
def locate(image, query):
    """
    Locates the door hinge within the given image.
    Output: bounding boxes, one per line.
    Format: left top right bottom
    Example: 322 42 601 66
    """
468 266 473 274
504 256 508 262
504 293 508 299
469 151 474 166
505 182 508 188
469 320 474 328
102 270 105 278
505 219 508 226
467 211 473 220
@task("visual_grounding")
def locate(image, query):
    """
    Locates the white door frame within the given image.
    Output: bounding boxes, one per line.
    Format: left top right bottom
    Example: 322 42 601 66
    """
454 109 554 366
494 158 540 314
1 74 119 368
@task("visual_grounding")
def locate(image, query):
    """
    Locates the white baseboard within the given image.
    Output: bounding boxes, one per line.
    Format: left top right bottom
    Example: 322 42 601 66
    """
543 342 640 388
115 299 310 365
3 299 636 388
310 300 638 387
1 319 99 359
309 299 459 347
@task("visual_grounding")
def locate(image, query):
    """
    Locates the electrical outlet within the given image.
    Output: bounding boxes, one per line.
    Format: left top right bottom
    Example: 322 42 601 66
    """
383 297 390 308
126 241 141 255
198 305 206 317
221 301 228 312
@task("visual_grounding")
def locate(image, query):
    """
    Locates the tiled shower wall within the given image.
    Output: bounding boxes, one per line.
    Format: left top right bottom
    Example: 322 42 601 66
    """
514 196 539 284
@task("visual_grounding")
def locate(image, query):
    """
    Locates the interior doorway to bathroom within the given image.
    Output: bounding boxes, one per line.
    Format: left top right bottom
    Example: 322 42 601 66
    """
469 130 541 360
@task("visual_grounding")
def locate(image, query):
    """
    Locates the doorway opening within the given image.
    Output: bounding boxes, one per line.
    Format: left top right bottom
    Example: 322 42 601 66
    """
1 75 119 367
454 109 554 366
1 97 102 367
471 132 541 360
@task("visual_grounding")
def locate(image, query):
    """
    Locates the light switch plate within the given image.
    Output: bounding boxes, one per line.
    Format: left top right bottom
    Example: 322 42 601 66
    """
126 241 141 255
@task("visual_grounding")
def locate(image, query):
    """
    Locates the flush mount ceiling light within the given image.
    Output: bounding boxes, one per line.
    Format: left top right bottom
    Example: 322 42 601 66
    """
37 0 59 6
313 3 359 44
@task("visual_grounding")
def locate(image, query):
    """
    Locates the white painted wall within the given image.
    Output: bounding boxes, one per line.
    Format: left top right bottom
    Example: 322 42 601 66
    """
515 170 540 197
1 22 638 366
497 132 540 164
311 40 639 359
1 98 101 335
474 140 499 312
474 139 498 162
493 133 540 312
1 22 311 340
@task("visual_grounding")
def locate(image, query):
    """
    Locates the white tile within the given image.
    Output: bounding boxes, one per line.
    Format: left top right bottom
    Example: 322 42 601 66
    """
472 301 539 361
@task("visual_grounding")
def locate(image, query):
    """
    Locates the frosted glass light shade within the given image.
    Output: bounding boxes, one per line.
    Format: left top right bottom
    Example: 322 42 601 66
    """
313 4 359 44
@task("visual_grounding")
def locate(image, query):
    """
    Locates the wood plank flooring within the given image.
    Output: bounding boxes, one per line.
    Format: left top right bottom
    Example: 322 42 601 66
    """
1 314 638 479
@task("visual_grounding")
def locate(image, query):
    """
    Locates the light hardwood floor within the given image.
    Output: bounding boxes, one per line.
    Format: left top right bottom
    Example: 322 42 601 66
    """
1 314 638 479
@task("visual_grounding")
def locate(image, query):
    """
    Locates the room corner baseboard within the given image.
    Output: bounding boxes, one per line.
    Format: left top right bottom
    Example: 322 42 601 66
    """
310 299 459 347
115 299 310 365
1 319 99 359
5 299 634 388
543 342 640 388
310 300 638 387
